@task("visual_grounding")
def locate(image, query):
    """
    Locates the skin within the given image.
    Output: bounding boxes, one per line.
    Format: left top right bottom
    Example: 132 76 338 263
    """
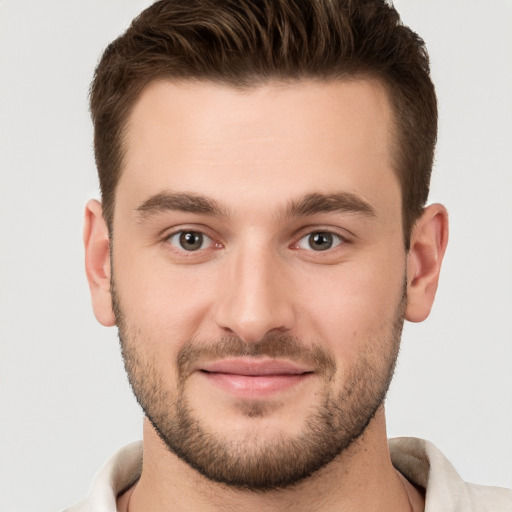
84 78 448 511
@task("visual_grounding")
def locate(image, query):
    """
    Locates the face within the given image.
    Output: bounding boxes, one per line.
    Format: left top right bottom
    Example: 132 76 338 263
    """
110 79 408 489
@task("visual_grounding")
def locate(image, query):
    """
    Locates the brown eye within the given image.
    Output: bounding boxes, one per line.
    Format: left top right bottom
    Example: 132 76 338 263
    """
179 231 203 250
168 231 211 251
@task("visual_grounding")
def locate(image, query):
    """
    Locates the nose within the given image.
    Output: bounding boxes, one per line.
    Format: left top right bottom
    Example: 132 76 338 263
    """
214 244 295 343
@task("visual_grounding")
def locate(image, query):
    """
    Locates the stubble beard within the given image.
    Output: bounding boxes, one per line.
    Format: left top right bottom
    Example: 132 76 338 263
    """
112 279 406 491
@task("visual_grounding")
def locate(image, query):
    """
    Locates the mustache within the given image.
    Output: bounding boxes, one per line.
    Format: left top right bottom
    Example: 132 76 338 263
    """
177 334 337 381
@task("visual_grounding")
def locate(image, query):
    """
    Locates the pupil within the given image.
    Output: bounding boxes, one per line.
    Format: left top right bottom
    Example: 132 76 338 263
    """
180 231 202 251
310 232 332 251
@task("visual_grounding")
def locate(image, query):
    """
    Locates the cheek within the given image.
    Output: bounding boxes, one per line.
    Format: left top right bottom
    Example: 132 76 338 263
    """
113 246 218 342
295 252 406 358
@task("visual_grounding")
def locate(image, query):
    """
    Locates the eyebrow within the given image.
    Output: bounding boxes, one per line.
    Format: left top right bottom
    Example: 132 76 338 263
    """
136 191 228 219
284 192 376 218
135 190 376 221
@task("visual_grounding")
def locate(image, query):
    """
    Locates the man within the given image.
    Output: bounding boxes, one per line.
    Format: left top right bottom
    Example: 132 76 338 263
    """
69 0 510 510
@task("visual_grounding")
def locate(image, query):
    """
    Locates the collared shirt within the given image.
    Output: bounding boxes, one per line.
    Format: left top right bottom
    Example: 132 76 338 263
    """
389 437 512 511
65 437 512 511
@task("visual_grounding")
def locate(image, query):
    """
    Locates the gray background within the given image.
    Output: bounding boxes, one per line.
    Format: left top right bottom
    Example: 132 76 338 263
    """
1 1 511 510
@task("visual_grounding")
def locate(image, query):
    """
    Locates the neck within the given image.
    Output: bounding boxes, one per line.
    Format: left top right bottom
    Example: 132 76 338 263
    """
118 409 424 512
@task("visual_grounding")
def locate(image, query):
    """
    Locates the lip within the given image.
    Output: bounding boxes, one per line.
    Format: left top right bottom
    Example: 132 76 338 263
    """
197 358 314 397
200 358 312 375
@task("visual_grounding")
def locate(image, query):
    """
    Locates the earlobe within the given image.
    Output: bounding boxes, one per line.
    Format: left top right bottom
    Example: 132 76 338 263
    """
83 199 116 327
405 204 449 323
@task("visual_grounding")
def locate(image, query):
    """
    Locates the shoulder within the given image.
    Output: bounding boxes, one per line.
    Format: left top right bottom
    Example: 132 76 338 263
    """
62 441 143 512
389 437 512 512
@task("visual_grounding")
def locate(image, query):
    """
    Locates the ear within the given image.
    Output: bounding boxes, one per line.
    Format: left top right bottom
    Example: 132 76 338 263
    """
83 199 116 327
405 203 449 323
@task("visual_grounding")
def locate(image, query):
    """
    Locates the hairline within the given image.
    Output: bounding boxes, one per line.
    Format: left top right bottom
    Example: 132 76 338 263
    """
106 73 409 246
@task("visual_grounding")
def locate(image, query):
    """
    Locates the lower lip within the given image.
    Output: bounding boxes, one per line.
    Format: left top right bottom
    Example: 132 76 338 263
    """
201 372 311 397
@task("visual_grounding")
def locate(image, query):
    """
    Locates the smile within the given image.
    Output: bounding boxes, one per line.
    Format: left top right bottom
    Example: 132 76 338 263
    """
198 358 314 397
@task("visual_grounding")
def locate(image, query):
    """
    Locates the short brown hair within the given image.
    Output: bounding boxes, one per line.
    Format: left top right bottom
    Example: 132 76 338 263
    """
90 0 437 245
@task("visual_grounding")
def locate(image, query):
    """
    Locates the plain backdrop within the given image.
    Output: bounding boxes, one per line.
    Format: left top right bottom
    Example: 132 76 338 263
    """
1 1 511 510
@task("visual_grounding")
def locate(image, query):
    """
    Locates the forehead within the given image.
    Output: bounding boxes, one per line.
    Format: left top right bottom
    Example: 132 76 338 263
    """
119 78 399 218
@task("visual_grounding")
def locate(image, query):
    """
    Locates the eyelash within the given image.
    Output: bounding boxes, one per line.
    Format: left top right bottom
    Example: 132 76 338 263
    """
164 227 348 255
294 231 346 252
165 229 221 253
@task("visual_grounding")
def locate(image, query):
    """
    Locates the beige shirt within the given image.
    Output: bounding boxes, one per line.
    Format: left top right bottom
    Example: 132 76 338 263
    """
65 437 512 511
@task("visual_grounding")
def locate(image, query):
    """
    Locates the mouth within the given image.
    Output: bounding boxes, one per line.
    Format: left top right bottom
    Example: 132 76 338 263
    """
197 358 314 397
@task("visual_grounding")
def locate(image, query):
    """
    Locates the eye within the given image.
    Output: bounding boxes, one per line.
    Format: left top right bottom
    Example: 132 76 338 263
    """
167 230 214 251
296 231 344 251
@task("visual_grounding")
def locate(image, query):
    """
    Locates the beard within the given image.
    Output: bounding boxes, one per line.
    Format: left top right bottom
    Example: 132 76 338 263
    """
112 279 405 491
